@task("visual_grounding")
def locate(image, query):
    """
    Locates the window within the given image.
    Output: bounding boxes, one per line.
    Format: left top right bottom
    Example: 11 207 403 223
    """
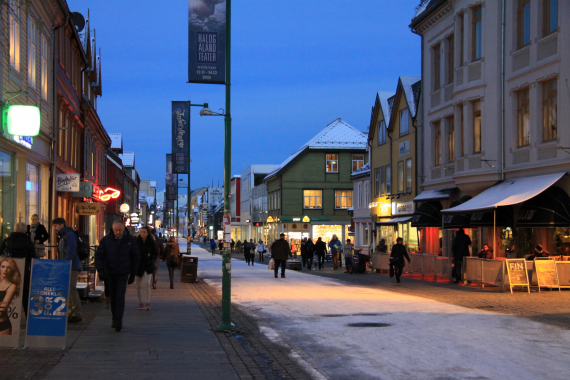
472 6 482 61
434 121 442 166
397 161 404 193
459 13 465 67
386 165 392 195
28 16 37 87
517 88 530 147
358 182 362 208
460 105 464 157
433 43 441 91
26 164 39 223
406 159 412 193
543 0 558 36
448 116 455 163
542 79 557 142
447 34 454 84
378 120 386 145
380 166 386 196
9 0 21 71
304 190 322 209
400 108 409 135
374 168 379 198
335 190 353 209
41 35 48 99
473 100 482 154
326 154 338 173
517 0 531 49
352 154 364 172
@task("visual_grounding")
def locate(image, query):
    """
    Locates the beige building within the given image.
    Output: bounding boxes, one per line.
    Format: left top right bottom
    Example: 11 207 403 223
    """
411 0 569 258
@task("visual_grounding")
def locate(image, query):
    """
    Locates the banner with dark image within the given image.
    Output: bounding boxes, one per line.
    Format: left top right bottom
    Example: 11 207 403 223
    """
172 101 190 174
166 154 178 201
188 0 227 84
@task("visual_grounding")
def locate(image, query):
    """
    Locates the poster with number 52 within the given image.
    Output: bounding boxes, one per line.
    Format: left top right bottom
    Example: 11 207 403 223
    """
0 258 25 348
25 259 71 349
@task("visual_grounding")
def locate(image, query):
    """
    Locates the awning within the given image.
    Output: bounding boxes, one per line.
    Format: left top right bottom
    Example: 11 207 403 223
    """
414 188 456 202
517 186 570 227
470 206 513 227
411 201 442 227
443 196 472 229
441 172 567 214
377 216 412 225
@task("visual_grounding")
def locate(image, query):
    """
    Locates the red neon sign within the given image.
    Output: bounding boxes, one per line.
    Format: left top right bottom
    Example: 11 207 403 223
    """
93 187 121 202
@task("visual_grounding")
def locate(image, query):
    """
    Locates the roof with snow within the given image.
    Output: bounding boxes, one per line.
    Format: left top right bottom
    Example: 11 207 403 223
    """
150 181 157 188
109 133 122 150
265 118 367 181
351 162 370 180
400 76 421 118
411 0 445 26
379 93 395 126
119 152 135 167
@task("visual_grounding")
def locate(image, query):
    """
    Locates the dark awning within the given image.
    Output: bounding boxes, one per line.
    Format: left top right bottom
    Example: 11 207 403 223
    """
443 196 472 229
411 201 442 227
470 206 513 227
376 216 412 225
517 186 570 227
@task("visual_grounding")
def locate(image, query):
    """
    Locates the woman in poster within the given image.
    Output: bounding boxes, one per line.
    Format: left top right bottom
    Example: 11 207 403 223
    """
0 258 21 335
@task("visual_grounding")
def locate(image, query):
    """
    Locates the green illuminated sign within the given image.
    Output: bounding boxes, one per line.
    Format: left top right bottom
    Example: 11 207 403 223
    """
6 105 41 136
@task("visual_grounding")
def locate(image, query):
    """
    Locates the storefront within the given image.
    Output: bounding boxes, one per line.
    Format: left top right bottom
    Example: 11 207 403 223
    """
266 217 351 252
376 200 419 253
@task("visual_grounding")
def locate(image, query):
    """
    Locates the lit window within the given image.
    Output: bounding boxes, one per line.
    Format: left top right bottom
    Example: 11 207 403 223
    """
304 190 322 209
335 190 353 209
517 88 530 147
397 161 404 193
28 16 37 87
543 0 558 36
41 35 48 99
472 6 482 61
448 116 455 163
433 43 441 91
406 159 412 193
352 154 364 172
380 166 386 196
517 0 531 49
473 100 482 154
378 120 386 145
400 108 409 135
434 121 441 166
9 0 20 71
542 79 557 142
326 154 338 173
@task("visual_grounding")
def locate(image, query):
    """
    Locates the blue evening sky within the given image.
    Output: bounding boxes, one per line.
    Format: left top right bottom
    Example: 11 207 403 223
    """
67 0 421 192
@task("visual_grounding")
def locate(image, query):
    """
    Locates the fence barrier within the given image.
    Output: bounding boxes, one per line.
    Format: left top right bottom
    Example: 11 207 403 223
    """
371 252 451 281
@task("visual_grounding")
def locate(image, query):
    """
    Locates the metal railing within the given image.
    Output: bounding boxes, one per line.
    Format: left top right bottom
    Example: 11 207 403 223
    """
463 257 505 289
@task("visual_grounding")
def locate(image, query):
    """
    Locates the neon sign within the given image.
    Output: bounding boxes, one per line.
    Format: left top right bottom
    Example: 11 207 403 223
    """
93 187 121 202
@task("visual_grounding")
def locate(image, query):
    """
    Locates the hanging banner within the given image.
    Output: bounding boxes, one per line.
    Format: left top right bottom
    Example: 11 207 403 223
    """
25 259 71 349
0 258 25 348
188 0 227 84
166 154 178 201
172 101 190 174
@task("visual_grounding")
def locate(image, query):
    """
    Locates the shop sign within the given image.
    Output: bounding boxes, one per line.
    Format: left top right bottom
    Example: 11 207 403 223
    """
75 202 101 215
302 216 310 223
124 217 132 227
93 187 121 202
505 259 530 293
7 105 41 136
56 173 80 192
120 203 130 213
25 259 71 349
0 258 25 348
267 216 274 223
399 140 410 157
13 135 33 149
71 181 93 198
533 260 559 290
392 201 414 216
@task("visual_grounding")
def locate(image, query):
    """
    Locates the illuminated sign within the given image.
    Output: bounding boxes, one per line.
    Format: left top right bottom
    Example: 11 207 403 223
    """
6 105 41 136
267 216 274 223
302 216 310 223
124 217 132 227
292 218 301 222
93 187 121 202
120 204 130 213
13 135 32 149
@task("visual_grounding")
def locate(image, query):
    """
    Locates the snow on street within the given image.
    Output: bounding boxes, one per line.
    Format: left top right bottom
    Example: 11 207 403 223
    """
189 243 570 380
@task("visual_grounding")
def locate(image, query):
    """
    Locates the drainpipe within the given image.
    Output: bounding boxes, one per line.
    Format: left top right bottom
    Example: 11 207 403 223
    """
410 27 424 194
501 0 506 180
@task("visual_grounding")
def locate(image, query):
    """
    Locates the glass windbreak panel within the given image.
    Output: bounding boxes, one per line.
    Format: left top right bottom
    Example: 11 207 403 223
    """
0 152 14 247
26 163 39 223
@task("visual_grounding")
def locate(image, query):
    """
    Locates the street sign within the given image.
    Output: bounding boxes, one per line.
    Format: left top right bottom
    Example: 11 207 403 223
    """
75 202 101 215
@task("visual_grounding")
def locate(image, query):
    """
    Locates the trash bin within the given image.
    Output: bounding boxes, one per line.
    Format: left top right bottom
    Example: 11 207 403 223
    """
180 255 198 283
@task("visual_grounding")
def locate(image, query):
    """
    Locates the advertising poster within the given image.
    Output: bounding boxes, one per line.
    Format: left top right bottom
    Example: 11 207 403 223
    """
0 257 25 348
25 259 71 349
188 0 227 84
166 154 178 201
172 101 190 174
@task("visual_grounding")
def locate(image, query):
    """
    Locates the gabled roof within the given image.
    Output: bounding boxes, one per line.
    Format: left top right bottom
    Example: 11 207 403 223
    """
351 162 370 180
265 118 367 181
368 92 395 142
119 152 135 167
400 76 421 118
410 0 446 27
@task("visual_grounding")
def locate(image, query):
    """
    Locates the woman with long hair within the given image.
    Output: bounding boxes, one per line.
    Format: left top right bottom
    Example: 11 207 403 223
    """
0 258 22 335
135 227 158 310
165 236 180 289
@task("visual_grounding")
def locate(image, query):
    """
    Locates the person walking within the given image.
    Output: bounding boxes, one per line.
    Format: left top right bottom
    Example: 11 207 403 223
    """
300 238 308 268
1 222 37 316
52 218 83 324
315 237 327 270
328 235 342 270
218 239 224 252
210 238 217 256
230 239 235 253
135 227 158 310
306 238 315 270
389 237 411 283
26 214 49 258
270 233 291 278
451 228 472 283
165 236 180 289
343 238 354 273
246 239 255 266
256 239 266 262
95 220 139 332
150 229 164 290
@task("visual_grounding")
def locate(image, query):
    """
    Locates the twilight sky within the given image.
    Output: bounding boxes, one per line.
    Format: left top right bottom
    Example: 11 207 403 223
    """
67 0 421 192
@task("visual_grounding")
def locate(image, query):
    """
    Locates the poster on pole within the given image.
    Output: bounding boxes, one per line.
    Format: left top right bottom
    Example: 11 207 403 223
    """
166 154 178 201
172 101 190 174
0 258 25 348
25 259 71 349
188 0 227 84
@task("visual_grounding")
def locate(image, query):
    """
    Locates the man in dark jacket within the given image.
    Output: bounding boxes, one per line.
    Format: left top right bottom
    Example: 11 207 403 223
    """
52 218 83 323
306 238 315 270
314 237 327 270
300 238 308 267
270 233 291 278
451 228 472 283
389 237 411 283
95 220 140 332
478 244 493 260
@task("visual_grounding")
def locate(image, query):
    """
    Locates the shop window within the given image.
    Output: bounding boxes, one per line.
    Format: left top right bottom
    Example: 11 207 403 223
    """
303 190 322 209
335 190 353 209
472 100 482 154
397 161 404 193
517 0 531 49
517 88 530 147
472 6 482 61
543 0 557 37
406 159 412 193
378 120 386 145
386 165 392 195
352 154 364 172
326 154 338 173
26 164 39 224
0 152 15 248
400 108 409 135
542 79 557 142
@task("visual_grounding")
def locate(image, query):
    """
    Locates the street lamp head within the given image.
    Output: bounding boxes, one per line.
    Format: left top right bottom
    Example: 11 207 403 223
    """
200 107 213 116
